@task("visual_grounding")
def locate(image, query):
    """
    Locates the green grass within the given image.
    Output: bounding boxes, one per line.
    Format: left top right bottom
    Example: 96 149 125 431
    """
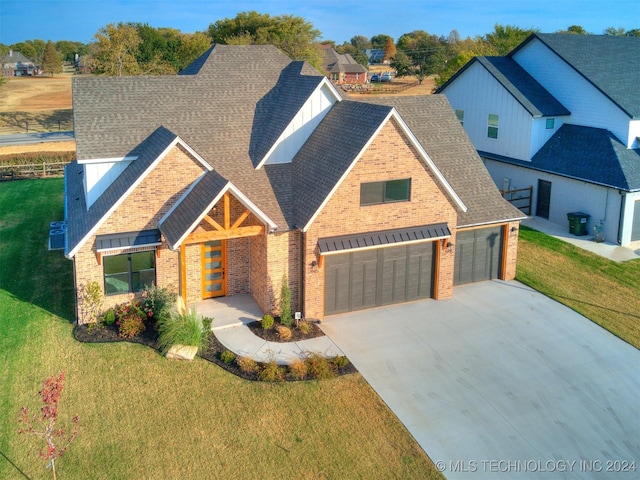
517 225 640 348
0 179 442 480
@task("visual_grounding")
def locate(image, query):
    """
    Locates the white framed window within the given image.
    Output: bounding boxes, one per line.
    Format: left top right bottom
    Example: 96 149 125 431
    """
546 118 555 129
488 114 499 139
455 109 464 126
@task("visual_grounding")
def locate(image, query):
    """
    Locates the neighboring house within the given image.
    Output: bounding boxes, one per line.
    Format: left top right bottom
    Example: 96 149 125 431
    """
437 33 640 246
364 49 385 64
58 44 523 324
321 45 368 84
1 50 40 76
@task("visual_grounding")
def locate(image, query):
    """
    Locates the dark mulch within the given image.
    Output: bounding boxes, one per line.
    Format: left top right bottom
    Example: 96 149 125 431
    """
247 319 324 342
73 323 356 382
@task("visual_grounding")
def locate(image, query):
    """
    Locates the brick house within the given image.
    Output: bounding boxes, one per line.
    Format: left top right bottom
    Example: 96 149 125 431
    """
59 44 524 324
1 50 41 76
321 45 368 85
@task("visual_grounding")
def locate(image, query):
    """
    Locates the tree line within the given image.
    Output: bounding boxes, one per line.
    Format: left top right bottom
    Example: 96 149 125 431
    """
1 11 638 84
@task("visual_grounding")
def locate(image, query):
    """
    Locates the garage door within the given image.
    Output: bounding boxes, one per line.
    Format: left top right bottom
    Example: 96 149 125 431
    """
632 201 640 242
454 227 502 285
324 242 435 316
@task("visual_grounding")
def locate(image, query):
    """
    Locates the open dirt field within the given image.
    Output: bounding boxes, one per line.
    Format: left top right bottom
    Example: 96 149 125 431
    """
0 74 74 137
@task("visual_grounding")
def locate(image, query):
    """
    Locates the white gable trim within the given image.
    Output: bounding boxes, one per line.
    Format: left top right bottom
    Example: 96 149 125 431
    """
302 109 467 232
169 181 278 250
78 155 139 165
67 136 212 258
256 78 342 169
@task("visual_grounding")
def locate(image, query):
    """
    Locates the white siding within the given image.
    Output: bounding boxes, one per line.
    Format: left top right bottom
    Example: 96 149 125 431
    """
484 159 628 245
530 116 566 158
513 40 632 146
442 62 533 160
263 83 336 165
628 120 640 148
84 160 133 208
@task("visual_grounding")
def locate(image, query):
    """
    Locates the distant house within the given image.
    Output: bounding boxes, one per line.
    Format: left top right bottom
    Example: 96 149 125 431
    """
1 50 40 76
364 49 385 64
321 46 368 84
60 44 523 324
437 34 640 246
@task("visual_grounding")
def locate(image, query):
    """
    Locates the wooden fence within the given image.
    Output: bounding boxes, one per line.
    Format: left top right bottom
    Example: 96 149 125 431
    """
0 161 67 181
500 186 533 215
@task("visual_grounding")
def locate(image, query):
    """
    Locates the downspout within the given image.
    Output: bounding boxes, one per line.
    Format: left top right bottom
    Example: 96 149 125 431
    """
299 229 305 318
617 191 625 245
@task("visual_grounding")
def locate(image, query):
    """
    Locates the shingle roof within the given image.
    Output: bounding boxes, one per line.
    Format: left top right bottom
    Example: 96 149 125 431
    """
322 48 367 74
482 124 640 191
355 95 525 227
72 44 327 231
292 101 394 228
513 34 640 119
476 57 569 117
66 126 188 256
1 50 34 65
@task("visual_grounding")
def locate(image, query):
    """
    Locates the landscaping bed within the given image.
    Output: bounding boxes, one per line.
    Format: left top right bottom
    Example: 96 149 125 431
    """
74 320 356 382
247 317 324 342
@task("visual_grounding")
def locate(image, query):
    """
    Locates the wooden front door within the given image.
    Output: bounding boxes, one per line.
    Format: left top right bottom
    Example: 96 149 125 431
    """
201 240 226 298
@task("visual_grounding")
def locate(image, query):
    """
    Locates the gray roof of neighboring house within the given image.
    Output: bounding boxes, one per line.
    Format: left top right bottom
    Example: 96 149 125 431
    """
1 50 34 65
512 33 640 119
355 95 525 227
481 124 640 192
322 48 367 74
436 56 570 118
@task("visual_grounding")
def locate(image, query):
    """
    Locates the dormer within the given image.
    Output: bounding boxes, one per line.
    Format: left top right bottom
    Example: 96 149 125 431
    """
80 155 138 208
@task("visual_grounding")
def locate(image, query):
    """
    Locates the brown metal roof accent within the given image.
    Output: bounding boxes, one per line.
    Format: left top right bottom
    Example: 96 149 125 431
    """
318 224 450 254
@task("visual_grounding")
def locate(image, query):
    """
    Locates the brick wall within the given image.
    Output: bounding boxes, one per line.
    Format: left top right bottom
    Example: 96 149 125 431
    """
303 117 459 320
73 144 206 322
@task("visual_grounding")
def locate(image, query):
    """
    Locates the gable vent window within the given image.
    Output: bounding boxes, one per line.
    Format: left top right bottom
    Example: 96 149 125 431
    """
546 118 555 129
360 179 411 206
455 109 464 126
487 114 499 139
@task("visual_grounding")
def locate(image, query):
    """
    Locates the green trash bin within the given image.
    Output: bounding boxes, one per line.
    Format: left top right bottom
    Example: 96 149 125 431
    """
567 212 590 236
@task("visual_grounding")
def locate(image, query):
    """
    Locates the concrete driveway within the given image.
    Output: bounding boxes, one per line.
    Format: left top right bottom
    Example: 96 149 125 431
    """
320 281 640 479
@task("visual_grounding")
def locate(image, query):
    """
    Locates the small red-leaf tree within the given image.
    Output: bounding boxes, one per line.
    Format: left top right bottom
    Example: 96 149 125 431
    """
18 372 79 480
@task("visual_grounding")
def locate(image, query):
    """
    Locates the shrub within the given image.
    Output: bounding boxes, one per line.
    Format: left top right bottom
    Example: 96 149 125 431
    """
116 301 146 338
276 325 291 340
220 349 236 364
288 359 309 380
306 353 337 380
261 314 274 330
156 297 210 354
102 308 116 326
259 360 285 382
279 275 292 326
236 356 259 374
333 355 350 368
297 320 311 335
78 281 103 325
140 285 177 326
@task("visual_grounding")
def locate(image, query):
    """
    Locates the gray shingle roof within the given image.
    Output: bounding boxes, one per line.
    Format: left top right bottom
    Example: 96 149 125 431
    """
482 124 640 191
476 57 570 117
66 126 187 256
355 95 525 227
292 101 394 228
159 170 229 248
72 44 326 232
322 48 367 74
513 34 640 119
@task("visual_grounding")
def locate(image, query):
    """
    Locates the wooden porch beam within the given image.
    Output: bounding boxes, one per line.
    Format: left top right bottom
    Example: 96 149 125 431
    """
223 192 230 230
203 215 224 232
231 209 251 230
185 225 264 244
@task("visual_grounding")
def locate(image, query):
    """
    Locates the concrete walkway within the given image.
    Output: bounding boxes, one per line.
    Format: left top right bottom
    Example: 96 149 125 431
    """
194 295 344 365
523 216 640 262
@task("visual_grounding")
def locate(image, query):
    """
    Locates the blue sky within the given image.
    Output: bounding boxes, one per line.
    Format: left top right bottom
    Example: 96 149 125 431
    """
1 0 638 45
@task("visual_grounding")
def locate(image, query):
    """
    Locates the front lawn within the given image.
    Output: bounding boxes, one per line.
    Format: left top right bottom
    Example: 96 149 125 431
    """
517 225 640 348
0 179 441 480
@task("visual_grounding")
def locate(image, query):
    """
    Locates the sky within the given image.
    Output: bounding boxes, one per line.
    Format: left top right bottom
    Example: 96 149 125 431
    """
1 0 638 46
